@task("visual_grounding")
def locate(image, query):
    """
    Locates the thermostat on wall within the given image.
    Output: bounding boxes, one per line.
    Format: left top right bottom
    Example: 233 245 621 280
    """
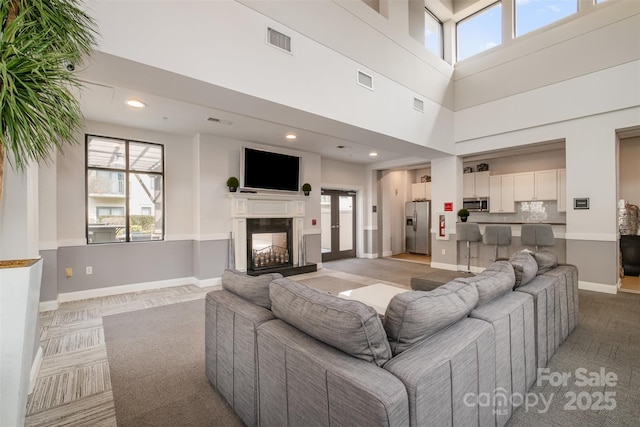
573 198 590 210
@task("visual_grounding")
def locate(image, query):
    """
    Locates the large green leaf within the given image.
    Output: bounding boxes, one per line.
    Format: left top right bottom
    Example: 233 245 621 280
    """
0 0 97 170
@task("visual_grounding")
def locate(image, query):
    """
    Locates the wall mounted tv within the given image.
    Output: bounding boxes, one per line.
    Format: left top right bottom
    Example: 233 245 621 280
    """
241 147 301 192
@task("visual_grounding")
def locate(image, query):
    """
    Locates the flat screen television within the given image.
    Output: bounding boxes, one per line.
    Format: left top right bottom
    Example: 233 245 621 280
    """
241 147 301 192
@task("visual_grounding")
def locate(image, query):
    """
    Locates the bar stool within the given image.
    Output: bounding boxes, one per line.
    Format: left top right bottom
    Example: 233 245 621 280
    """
483 225 512 261
521 224 555 251
457 223 482 273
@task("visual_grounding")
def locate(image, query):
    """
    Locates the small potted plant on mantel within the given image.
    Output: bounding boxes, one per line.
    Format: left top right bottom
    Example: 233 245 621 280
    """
457 208 470 222
226 176 240 192
302 183 312 196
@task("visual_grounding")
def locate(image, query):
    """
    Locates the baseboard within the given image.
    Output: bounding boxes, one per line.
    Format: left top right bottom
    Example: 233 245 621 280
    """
57 277 200 303
195 277 222 288
362 253 378 259
29 346 43 394
429 262 458 271
382 251 393 257
39 300 59 312
579 281 618 294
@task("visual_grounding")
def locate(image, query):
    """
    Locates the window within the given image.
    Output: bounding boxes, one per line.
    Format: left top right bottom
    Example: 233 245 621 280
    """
424 9 443 58
457 2 502 61
86 135 164 244
515 0 577 37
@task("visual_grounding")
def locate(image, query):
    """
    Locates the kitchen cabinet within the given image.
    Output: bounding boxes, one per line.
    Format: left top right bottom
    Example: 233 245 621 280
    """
489 174 515 213
514 169 557 201
463 171 490 198
411 182 431 201
557 169 566 212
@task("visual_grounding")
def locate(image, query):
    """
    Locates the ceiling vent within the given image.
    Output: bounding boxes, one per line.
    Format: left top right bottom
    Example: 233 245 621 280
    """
267 27 291 53
357 70 373 90
413 97 424 112
206 117 232 125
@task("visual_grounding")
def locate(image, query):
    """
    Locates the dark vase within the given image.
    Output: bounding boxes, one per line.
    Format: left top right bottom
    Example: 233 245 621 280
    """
303 191 310 196
461 216 468 222
229 187 237 192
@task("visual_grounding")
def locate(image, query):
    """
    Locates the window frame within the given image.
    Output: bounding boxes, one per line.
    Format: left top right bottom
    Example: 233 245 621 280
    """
85 134 165 244
424 8 444 59
456 1 503 62
514 0 578 38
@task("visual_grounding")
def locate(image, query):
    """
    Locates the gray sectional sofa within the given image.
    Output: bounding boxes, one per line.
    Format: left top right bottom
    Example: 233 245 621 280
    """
205 251 578 427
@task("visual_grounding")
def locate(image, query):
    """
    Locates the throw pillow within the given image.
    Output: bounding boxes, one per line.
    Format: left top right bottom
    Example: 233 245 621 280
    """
454 260 515 305
221 269 282 309
533 250 558 275
269 278 392 367
384 281 479 356
509 251 538 288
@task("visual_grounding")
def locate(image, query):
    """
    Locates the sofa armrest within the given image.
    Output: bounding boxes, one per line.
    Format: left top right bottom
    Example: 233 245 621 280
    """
205 289 275 427
384 318 496 427
257 319 409 427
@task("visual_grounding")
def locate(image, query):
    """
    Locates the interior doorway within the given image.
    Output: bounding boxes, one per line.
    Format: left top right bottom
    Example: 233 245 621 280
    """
321 189 356 261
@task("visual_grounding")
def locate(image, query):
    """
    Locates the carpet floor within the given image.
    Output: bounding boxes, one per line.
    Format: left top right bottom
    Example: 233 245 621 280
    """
100 261 640 427
103 299 243 427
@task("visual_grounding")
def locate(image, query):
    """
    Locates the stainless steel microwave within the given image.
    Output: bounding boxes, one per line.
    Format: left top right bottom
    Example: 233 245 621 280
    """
463 198 489 212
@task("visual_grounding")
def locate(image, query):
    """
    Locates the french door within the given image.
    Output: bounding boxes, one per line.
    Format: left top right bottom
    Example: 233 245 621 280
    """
321 189 356 261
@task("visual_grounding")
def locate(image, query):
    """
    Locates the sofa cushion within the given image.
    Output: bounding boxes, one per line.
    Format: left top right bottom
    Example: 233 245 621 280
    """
533 250 558 275
269 277 392 366
221 269 283 309
454 261 515 305
384 281 479 355
509 251 538 288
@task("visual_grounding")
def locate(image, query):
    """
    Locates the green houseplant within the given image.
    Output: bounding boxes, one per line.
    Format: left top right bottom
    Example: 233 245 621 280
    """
226 176 240 192
457 208 470 222
302 183 311 196
0 0 97 207
0 2 97 424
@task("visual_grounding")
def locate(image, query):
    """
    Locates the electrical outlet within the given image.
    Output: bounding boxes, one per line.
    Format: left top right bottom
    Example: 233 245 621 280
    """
65 267 73 277
441 249 446 255
86 266 93 275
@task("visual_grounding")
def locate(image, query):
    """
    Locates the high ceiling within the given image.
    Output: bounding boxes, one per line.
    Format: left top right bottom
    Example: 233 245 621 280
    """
76 52 445 168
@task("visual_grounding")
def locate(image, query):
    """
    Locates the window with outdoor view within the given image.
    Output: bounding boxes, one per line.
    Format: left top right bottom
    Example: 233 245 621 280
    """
424 9 443 59
515 0 577 37
456 2 502 61
86 135 164 244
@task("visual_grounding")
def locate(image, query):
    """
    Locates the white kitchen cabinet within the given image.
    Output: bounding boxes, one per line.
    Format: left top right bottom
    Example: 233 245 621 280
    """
411 182 431 200
514 169 557 201
463 171 490 198
489 174 515 213
557 168 567 212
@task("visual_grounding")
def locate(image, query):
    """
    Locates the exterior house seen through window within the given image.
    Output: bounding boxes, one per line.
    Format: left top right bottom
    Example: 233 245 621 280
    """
86 135 164 244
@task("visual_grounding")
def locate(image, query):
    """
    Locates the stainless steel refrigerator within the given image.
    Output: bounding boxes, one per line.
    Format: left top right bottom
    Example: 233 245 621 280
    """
405 201 430 255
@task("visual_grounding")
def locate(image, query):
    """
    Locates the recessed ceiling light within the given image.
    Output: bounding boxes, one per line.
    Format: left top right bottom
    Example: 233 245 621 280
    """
369 152 378 157
286 134 297 140
126 98 146 108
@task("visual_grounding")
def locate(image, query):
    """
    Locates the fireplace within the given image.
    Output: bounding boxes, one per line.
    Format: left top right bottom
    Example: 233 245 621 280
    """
247 218 293 272
227 192 316 276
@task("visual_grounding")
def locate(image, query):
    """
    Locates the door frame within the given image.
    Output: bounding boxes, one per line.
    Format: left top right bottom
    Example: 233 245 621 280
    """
321 189 357 261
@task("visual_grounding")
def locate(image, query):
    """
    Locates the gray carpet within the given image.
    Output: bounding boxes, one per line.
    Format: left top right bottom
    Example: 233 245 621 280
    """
323 257 438 287
103 260 640 426
103 299 243 427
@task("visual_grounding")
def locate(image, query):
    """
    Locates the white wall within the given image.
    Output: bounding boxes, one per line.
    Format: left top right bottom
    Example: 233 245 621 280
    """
85 0 455 155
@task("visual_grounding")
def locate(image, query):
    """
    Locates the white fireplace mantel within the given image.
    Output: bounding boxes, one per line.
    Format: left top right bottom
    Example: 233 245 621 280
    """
227 193 307 271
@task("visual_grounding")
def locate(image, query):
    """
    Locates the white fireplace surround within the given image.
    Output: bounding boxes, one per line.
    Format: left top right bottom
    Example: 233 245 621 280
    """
227 193 306 272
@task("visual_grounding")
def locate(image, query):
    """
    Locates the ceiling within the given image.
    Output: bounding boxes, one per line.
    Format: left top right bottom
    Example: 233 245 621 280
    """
75 52 445 168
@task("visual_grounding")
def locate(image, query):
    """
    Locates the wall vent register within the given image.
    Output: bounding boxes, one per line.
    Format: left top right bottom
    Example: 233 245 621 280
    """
413 98 424 112
267 27 291 52
357 70 373 90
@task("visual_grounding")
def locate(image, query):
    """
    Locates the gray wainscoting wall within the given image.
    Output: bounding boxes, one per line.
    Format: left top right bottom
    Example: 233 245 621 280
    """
192 239 229 282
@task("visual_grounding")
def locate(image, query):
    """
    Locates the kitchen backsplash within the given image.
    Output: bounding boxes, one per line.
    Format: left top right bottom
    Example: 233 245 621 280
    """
468 201 566 224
